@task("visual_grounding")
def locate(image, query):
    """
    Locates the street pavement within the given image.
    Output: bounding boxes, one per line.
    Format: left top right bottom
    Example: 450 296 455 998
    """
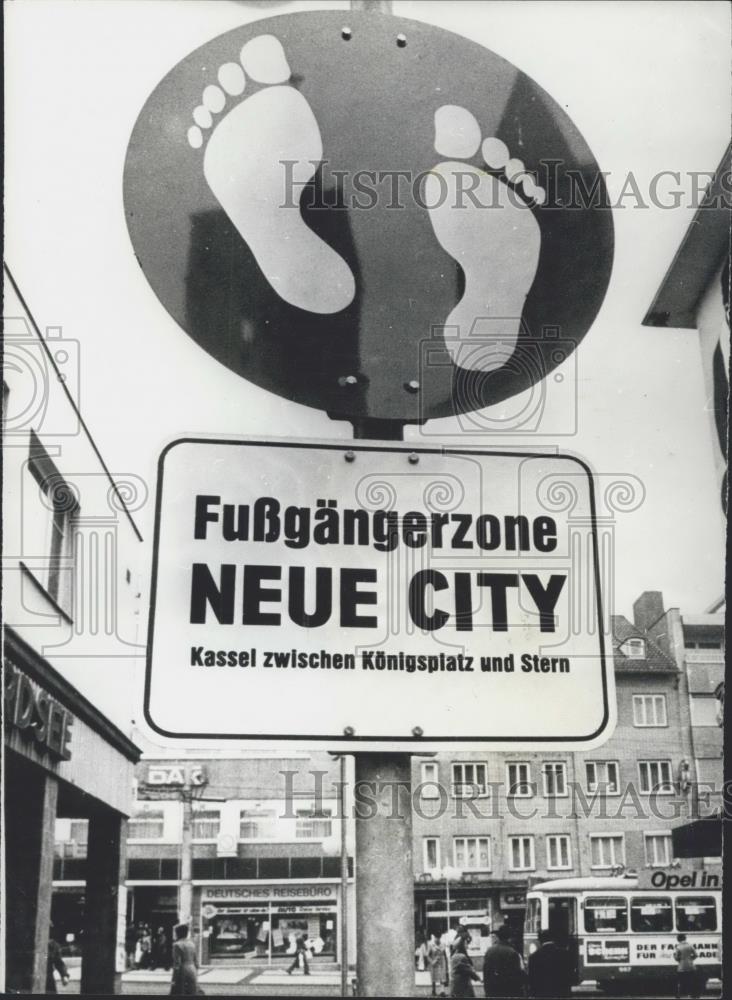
55 961 723 997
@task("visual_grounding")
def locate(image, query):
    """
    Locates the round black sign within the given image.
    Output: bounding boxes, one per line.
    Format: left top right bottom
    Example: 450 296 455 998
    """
124 10 613 422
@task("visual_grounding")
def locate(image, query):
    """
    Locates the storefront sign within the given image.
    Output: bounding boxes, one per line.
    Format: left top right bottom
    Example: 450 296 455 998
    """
146 439 612 750
3 659 74 760
500 891 527 908
202 885 335 901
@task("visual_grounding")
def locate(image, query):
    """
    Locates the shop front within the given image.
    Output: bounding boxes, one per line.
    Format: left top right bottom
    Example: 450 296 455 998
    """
414 880 528 958
197 883 344 963
3 631 140 994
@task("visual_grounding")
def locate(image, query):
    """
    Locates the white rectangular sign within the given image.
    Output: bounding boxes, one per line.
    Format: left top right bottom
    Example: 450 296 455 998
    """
145 438 614 750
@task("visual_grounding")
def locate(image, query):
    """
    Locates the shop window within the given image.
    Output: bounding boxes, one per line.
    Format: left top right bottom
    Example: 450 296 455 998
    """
632 694 667 727
638 760 674 794
542 762 567 797
239 808 277 840
258 857 290 879
585 761 620 794
590 834 624 869
508 835 535 871
27 434 79 616
675 896 717 932
192 807 221 840
584 897 628 933
420 761 441 798
630 896 673 933
506 762 533 797
291 857 322 878
452 762 488 798
295 808 332 839
546 835 572 870
644 832 672 867
453 836 491 871
128 810 165 840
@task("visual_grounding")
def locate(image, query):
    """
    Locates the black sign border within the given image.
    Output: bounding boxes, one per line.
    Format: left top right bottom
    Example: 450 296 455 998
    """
144 437 609 745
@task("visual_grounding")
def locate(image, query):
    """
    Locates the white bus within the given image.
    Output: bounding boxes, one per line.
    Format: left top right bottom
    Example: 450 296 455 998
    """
524 874 722 993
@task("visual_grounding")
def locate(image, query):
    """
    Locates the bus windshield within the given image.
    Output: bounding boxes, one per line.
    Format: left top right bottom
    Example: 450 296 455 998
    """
630 897 673 933
584 897 627 933
675 897 717 933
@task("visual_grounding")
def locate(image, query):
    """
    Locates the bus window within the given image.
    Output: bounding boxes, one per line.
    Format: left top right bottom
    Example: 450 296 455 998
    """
526 898 542 936
675 897 717 933
630 897 673 933
584 897 627 933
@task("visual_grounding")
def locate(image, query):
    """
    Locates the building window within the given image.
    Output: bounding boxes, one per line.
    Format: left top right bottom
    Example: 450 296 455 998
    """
295 808 332 839
542 762 567 797
421 762 441 799
632 694 667 727
453 837 491 871
128 810 165 840
585 761 620 794
546 835 572 870
452 762 488 798
27 436 79 616
423 837 440 872
639 760 674 795
508 835 535 871
690 695 720 727
590 834 625 869
644 833 672 867
685 639 722 650
239 809 277 840
506 762 532 797
622 638 646 658
192 808 221 840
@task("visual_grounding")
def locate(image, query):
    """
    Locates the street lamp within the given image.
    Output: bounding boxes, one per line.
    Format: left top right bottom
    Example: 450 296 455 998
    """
430 866 463 944
323 754 350 997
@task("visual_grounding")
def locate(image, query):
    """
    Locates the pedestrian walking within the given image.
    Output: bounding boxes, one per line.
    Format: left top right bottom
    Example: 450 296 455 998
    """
426 933 448 996
450 950 480 998
286 933 311 976
527 929 573 997
170 923 199 996
46 932 70 993
674 933 700 998
482 925 525 998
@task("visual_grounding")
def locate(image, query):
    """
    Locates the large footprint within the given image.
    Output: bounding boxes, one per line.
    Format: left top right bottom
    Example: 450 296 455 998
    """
187 35 355 315
426 105 543 372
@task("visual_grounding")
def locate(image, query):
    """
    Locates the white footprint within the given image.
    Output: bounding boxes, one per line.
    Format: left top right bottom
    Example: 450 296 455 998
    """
426 105 544 373
187 35 355 315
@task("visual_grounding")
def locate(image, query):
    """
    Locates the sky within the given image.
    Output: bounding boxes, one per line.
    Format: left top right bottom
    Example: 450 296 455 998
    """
4 0 730 627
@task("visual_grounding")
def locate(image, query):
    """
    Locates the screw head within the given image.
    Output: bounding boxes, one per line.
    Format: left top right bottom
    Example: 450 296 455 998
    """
344 451 356 463
404 379 420 393
396 33 407 47
408 452 419 465
343 726 355 737
341 27 352 40
339 374 359 387
412 726 424 738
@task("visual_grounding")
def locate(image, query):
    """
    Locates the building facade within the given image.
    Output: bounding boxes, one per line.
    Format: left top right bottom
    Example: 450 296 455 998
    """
53 752 356 967
3 268 143 993
410 598 723 956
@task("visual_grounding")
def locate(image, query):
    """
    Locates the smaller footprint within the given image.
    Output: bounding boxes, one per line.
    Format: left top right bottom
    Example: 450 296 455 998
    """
187 35 355 316
426 105 544 373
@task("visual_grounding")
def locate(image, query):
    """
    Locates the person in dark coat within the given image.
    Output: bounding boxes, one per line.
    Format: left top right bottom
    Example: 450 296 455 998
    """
482 925 525 998
46 935 69 993
450 950 481 997
170 923 199 996
528 930 574 997
286 934 310 976
152 926 170 970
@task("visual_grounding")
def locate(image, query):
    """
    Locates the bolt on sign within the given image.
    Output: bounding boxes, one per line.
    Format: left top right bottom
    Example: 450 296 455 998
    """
145 439 614 750
123 11 613 423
